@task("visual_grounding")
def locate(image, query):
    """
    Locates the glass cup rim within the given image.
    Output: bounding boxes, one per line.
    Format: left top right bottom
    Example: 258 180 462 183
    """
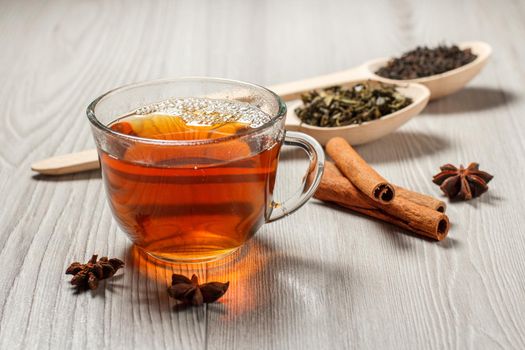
86 76 288 146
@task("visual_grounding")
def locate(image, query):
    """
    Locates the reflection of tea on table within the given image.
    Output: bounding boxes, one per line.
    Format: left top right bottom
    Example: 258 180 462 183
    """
100 98 281 262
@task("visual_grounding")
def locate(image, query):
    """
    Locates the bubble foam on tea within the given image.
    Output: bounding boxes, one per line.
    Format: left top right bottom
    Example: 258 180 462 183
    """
129 97 272 128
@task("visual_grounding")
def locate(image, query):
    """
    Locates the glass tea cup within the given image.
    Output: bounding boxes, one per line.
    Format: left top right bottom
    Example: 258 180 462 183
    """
87 77 324 263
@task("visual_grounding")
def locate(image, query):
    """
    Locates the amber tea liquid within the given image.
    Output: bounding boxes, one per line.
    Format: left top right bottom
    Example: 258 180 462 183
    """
100 98 281 262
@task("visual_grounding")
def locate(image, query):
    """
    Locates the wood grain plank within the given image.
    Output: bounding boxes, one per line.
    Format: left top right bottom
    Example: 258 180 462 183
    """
1 0 525 349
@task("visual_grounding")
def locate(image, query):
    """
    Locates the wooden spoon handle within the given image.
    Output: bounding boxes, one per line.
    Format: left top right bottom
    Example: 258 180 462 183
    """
31 67 370 175
31 149 99 175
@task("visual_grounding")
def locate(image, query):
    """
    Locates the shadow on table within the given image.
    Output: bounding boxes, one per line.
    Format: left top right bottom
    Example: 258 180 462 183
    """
124 234 355 325
201 233 360 345
355 130 450 164
425 86 516 115
311 201 460 250
446 190 504 209
120 219 460 346
279 130 450 164
32 170 101 181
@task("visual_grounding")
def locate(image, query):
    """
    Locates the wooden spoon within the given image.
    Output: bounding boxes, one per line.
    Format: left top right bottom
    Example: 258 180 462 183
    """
272 41 491 101
31 77 429 175
33 40 491 176
277 79 429 146
362 41 492 100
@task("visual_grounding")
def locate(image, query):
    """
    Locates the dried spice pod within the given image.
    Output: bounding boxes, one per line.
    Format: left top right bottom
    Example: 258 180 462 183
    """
65 254 124 290
168 274 229 306
200 282 231 302
433 163 493 200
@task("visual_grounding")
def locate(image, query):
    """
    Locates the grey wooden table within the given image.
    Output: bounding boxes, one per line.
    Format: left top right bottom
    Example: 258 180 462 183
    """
1 0 524 349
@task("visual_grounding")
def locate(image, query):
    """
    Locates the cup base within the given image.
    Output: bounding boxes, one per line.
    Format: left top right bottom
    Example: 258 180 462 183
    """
144 246 240 264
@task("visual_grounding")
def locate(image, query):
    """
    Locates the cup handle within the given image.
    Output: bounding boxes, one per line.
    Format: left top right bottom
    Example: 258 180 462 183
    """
267 131 325 223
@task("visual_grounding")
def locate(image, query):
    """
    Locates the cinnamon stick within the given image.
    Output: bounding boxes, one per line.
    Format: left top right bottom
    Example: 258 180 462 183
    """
396 186 446 212
315 162 449 240
326 137 395 204
336 204 436 238
318 159 446 212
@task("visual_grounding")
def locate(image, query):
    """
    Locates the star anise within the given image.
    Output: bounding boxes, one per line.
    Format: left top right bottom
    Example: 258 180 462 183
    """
433 163 493 200
167 274 229 306
66 254 124 290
